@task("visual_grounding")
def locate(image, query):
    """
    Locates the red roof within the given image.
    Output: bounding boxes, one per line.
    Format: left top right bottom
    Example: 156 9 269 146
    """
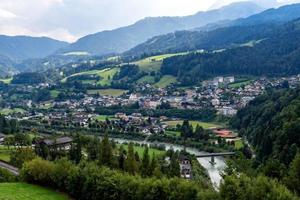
212 129 236 138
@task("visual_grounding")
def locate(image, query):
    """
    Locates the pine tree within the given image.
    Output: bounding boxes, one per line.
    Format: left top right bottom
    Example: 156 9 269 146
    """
87 136 100 161
169 153 180 177
150 153 160 176
118 145 126 170
100 134 113 167
125 142 137 175
141 146 150 177
69 134 82 164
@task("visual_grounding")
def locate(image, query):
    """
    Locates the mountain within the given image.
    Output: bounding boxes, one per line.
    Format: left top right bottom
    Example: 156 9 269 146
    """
59 2 263 56
159 18 300 85
0 55 18 78
231 86 300 166
125 3 300 58
0 35 69 62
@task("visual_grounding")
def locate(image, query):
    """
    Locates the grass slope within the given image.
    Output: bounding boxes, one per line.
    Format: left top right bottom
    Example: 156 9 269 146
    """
61 68 119 86
133 52 189 72
0 108 26 115
0 183 69 200
0 78 12 84
154 75 177 88
137 75 156 84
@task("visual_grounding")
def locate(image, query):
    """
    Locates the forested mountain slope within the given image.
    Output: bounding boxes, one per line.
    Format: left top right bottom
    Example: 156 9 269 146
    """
60 2 262 55
125 3 300 58
231 87 300 166
160 18 300 85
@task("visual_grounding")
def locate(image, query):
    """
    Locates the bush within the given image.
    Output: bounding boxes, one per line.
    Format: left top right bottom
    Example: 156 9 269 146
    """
21 158 216 200
0 168 16 183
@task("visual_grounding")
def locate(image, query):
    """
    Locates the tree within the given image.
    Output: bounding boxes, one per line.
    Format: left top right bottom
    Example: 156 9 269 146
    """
87 136 100 161
141 146 150 177
100 134 113 167
118 146 126 170
169 153 180 177
124 143 138 174
181 120 193 139
285 153 300 195
69 134 82 164
10 147 36 168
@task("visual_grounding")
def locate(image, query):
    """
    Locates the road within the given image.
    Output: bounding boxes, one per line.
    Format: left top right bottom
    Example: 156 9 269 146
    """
0 161 19 175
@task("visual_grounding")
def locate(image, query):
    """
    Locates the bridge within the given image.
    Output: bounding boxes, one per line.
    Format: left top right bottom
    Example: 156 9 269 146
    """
0 160 19 176
195 152 236 165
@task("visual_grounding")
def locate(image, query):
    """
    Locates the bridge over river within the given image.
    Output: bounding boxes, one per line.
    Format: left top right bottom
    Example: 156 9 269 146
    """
196 152 235 165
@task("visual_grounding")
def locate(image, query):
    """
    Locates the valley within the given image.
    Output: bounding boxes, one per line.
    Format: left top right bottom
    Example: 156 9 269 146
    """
0 1 300 200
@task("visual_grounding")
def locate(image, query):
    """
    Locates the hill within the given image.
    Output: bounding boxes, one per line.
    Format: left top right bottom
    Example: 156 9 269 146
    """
0 35 69 62
125 3 300 58
59 2 263 56
231 87 300 166
159 18 300 85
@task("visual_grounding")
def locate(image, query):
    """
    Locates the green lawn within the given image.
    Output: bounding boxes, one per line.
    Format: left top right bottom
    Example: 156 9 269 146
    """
93 115 116 121
0 108 26 115
165 131 181 137
50 90 60 98
133 52 189 72
234 140 244 150
118 144 165 158
0 183 69 200
0 78 12 84
228 80 252 88
87 89 128 97
137 75 156 84
154 75 177 88
165 120 221 130
0 151 11 162
61 68 120 86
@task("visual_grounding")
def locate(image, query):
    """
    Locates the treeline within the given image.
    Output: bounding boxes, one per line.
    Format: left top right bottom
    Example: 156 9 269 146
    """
11 72 46 85
161 19 300 85
19 157 298 200
95 106 216 122
231 87 300 166
0 115 19 134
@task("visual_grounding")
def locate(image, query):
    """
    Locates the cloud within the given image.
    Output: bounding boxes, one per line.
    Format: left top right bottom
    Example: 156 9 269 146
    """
0 0 299 42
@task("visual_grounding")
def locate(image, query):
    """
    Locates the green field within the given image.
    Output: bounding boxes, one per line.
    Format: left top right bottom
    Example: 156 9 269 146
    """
0 183 69 200
93 115 116 121
133 52 189 72
154 75 177 88
50 90 60 98
0 108 26 115
165 130 181 137
118 144 165 158
0 78 12 84
61 68 119 86
0 150 11 162
228 80 252 88
87 89 128 97
165 120 221 130
137 75 156 84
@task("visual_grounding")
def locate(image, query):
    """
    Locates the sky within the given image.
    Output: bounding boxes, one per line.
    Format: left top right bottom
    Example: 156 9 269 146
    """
0 0 299 42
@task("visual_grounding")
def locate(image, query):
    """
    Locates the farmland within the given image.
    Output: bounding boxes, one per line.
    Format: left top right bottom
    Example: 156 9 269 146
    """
165 120 221 130
87 89 128 97
61 68 119 86
154 75 177 88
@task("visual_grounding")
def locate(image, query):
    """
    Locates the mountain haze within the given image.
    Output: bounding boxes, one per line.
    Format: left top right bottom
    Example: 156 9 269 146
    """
0 35 69 62
125 3 300 58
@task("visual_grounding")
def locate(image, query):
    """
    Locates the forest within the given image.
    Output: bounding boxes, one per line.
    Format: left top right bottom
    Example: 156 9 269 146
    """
161 19 300 85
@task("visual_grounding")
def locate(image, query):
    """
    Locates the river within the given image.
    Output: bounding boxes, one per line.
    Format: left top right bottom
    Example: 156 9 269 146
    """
110 137 227 188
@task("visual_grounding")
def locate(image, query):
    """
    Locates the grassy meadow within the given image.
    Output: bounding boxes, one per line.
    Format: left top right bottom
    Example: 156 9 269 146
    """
0 183 69 200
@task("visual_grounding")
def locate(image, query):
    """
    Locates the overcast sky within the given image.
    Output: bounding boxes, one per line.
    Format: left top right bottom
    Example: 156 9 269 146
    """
0 0 299 42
